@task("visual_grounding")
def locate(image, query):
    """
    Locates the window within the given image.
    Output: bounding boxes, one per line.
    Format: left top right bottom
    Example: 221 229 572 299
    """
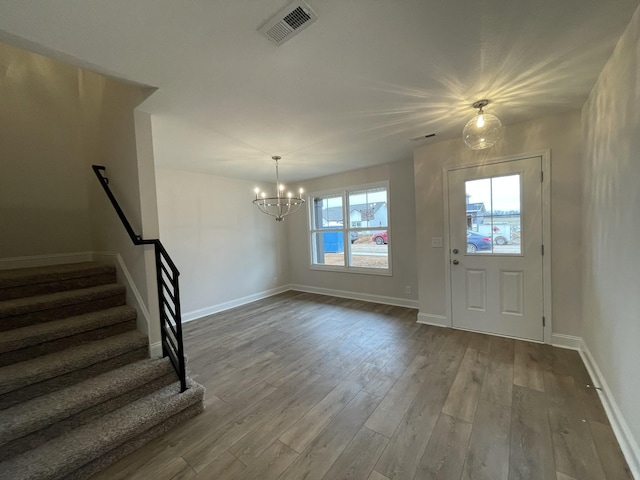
465 174 522 254
308 182 390 274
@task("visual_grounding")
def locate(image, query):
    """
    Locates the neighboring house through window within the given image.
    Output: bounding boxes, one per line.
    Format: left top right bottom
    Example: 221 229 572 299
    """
308 182 390 274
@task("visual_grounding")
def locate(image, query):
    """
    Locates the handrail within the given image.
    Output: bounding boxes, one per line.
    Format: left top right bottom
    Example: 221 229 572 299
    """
92 165 187 392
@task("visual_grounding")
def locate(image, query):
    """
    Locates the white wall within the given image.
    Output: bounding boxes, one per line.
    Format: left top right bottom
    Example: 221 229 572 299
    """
581 4 640 471
287 159 418 306
133 110 161 342
155 168 290 320
413 110 583 337
85 73 158 338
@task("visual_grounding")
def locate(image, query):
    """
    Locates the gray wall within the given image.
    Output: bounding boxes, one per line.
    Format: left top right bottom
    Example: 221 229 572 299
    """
581 4 640 464
155 168 290 319
0 41 160 342
413 110 583 337
0 41 92 257
287 159 418 306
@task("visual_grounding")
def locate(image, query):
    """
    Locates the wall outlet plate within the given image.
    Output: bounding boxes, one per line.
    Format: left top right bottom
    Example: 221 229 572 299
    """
431 237 443 248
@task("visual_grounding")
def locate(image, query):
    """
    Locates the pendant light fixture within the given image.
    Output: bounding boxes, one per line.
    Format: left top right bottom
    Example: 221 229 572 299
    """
462 99 502 150
253 156 305 221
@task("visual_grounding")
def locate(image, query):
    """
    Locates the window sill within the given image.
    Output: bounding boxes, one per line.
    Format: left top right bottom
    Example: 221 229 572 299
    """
309 264 392 276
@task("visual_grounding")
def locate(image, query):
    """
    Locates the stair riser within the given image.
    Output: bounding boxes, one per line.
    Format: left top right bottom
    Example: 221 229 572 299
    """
0 273 117 302
0 293 126 332
0 372 176 462
67 400 205 480
0 347 148 410
0 320 137 368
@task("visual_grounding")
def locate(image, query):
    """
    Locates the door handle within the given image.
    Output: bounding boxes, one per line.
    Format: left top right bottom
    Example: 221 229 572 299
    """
452 259 459 265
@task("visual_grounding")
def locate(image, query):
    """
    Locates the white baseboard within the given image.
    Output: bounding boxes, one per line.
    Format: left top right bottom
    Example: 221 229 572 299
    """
417 312 449 327
289 284 419 309
0 252 94 270
580 340 640 479
92 252 152 338
551 333 583 350
181 285 291 323
150 341 163 358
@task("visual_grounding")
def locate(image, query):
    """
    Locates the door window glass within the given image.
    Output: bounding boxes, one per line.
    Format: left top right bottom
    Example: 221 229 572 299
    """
465 174 521 254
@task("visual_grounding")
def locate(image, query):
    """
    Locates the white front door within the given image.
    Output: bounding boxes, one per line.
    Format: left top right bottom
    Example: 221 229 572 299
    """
447 156 544 341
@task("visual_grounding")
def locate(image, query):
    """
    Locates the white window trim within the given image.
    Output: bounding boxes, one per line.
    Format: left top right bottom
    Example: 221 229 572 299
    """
307 181 391 276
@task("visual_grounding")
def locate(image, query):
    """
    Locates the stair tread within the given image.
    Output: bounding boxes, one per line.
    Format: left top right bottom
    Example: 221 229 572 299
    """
0 306 137 354
0 261 201 480
0 357 174 445
0 262 115 289
0 330 148 396
0 284 126 318
0 378 204 480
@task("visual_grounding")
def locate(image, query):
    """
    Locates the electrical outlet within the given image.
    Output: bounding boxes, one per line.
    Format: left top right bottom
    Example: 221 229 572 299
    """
431 237 443 248
404 285 412 295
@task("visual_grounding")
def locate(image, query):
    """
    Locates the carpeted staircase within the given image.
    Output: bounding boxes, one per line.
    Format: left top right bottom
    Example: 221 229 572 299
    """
0 262 205 480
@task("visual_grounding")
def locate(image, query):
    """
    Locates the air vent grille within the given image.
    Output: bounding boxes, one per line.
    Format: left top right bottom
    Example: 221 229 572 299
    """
283 7 311 29
259 0 318 46
266 23 292 44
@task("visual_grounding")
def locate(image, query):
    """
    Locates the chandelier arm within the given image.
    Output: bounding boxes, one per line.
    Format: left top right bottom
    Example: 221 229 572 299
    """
278 199 284 219
253 198 305 219
282 201 292 218
288 204 300 216
253 201 271 217
254 199 279 219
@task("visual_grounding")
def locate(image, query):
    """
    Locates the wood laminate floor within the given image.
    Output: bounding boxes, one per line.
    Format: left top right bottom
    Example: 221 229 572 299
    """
93 291 633 480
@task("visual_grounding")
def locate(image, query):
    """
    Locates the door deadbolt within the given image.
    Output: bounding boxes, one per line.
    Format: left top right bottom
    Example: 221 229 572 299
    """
452 249 459 254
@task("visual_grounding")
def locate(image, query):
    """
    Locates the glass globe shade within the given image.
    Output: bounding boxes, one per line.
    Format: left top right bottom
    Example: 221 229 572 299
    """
462 112 502 150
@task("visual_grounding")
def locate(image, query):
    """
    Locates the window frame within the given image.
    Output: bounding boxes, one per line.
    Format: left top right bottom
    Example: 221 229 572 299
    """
307 181 391 276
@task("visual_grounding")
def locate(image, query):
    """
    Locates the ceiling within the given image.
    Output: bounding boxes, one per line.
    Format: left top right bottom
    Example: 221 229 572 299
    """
1 0 638 183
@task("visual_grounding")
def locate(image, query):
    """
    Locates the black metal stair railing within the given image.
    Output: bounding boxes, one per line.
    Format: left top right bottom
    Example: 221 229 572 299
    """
92 165 187 392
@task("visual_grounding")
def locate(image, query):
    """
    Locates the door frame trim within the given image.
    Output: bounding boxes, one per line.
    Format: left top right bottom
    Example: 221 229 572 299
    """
442 149 552 343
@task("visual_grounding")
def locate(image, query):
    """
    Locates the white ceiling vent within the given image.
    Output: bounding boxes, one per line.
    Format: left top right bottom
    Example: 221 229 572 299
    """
258 0 318 46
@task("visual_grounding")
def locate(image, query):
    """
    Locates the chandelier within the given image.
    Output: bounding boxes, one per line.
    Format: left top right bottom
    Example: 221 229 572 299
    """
253 156 305 222
462 99 502 150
